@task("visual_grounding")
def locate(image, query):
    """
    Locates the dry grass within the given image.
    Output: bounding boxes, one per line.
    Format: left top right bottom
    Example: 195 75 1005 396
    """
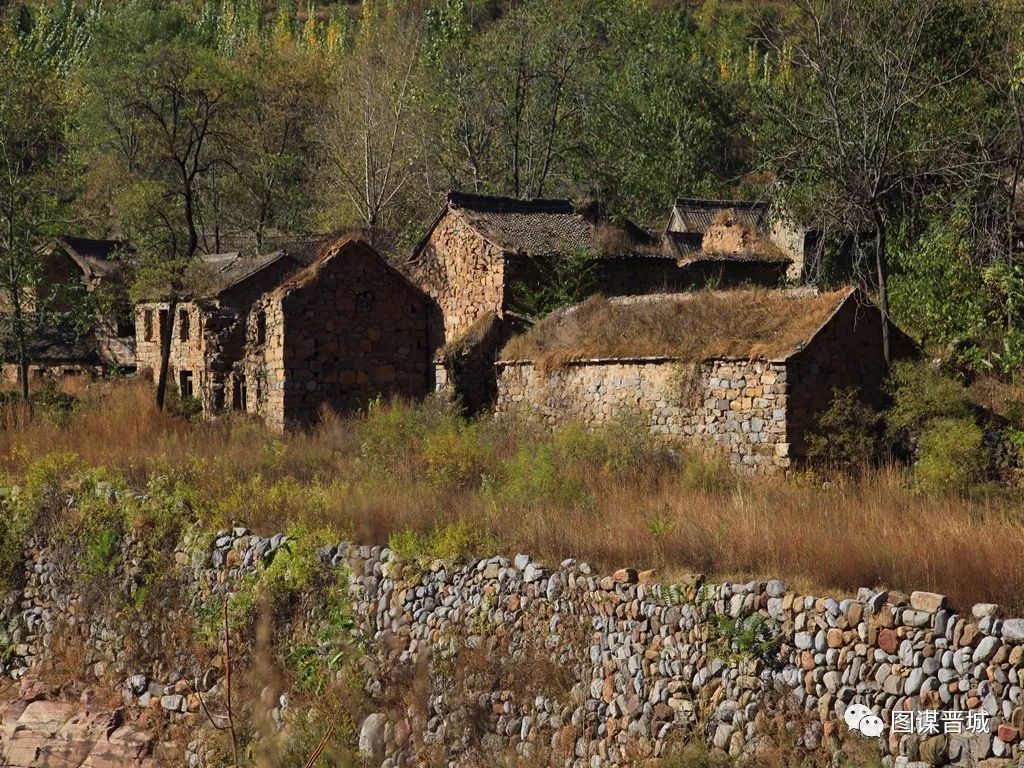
499 288 850 369
436 312 501 359
968 375 1024 419
592 222 665 256
3 380 1024 614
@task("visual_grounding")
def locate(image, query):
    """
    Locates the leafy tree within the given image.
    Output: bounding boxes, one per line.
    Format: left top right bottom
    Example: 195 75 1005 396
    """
0 18 71 397
315 8 425 240
585 4 743 223
224 42 328 251
83 3 238 407
761 0 992 364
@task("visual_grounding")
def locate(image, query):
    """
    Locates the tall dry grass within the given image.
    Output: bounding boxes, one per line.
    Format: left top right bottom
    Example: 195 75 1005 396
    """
3 380 1024 613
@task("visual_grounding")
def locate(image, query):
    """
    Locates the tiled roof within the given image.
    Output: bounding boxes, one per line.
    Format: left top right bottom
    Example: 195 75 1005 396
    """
55 236 130 280
2 321 100 364
448 191 594 255
668 198 770 235
201 234 343 296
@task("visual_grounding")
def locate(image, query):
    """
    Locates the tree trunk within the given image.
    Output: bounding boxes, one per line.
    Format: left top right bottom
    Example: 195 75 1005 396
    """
16 338 28 400
871 205 891 367
155 299 177 410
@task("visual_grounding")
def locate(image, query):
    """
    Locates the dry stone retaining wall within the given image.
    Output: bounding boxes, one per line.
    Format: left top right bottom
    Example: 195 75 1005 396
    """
3 522 1024 767
495 358 791 473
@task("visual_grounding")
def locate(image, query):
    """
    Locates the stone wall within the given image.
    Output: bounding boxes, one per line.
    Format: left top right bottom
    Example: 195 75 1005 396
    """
5 519 1024 767
134 301 211 402
786 297 916 458
495 357 791 474
411 212 506 351
243 243 430 430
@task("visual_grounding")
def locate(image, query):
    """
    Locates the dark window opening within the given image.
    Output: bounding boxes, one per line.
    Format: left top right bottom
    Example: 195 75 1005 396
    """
179 309 190 341
143 310 153 342
355 290 374 311
256 310 266 345
213 385 225 411
117 315 136 338
179 369 194 400
158 309 168 343
232 376 247 411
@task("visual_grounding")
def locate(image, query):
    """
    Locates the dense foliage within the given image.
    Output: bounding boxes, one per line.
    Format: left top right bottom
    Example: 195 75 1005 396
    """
4 0 1024 380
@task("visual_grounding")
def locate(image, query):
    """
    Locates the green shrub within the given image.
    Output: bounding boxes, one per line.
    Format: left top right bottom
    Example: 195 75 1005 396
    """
388 518 495 563
80 522 121 577
280 578 356 695
886 360 973 444
552 416 676 480
214 474 330 529
484 442 592 511
197 522 338 641
356 395 461 479
914 417 984 494
679 451 734 493
422 422 495 491
0 453 93 583
806 388 881 472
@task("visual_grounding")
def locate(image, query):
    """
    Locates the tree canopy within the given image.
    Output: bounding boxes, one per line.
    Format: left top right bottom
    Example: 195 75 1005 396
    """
4 0 1024 381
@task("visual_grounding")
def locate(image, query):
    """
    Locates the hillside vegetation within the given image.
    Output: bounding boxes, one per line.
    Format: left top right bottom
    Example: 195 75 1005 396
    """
4 0 1024 385
3 379 1024 615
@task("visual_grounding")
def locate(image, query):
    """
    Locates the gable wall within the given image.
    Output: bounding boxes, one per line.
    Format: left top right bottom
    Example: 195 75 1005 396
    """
495 358 790 474
246 247 430 431
410 212 505 350
785 297 915 460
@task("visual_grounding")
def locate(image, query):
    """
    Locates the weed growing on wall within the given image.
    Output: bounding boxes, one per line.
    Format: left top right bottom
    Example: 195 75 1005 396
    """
0 453 85 581
708 613 784 669
279 580 357 695
388 518 496 566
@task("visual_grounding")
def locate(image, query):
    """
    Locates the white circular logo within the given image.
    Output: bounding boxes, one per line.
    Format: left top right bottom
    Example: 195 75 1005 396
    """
843 704 885 737
844 704 871 730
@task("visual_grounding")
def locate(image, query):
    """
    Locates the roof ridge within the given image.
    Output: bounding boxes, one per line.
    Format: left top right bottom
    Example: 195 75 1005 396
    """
673 197 770 209
448 190 575 215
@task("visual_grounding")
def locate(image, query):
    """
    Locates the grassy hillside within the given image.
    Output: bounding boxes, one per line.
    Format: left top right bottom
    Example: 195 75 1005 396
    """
3 379 1024 613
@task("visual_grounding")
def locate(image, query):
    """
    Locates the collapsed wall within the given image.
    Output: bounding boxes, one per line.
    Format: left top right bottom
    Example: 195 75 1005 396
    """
3 526 1024 767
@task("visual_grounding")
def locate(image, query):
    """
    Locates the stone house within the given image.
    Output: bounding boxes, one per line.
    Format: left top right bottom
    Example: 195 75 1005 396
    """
410 191 792 409
2 236 136 382
667 198 820 282
495 287 915 474
134 236 336 412
241 238 430 431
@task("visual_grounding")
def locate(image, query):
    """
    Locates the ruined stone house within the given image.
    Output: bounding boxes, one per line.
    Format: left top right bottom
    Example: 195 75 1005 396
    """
134 236 336 413
134 235 429 429
2 236 135 383
667 198 821 282
495 287 915 474
241 238 430 431
410 191 795 410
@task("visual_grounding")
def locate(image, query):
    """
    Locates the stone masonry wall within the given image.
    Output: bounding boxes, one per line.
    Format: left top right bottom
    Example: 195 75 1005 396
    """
411 212 506 351
134 301 209 400
495 358 791 474
243 244 430 430
4 519 1024 767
